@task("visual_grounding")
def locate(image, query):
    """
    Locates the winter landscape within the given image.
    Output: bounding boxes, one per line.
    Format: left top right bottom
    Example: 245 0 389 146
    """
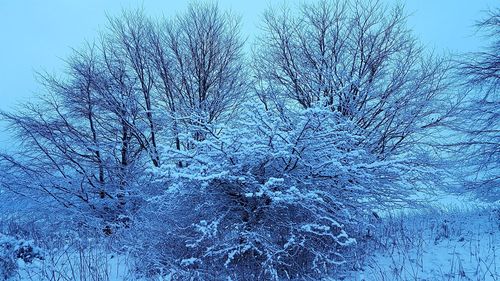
0 1 498 280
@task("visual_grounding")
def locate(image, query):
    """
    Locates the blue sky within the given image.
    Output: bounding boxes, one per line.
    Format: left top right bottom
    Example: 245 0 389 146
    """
0 0 497 147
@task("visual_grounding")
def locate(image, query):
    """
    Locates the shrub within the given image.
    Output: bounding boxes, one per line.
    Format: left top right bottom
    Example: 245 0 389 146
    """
0 234 43 280
128 105 412 280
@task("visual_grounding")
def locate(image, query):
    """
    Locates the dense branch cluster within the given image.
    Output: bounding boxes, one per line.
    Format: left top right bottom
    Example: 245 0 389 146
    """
453 8 500 200
253 1 455 156
0 1 496 280
1 3 246 216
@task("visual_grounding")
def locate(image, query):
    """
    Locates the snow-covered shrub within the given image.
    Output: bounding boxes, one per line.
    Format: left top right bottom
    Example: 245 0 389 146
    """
128 104 414 280
0 214 132 281
0 234 43 280
131 181 356 279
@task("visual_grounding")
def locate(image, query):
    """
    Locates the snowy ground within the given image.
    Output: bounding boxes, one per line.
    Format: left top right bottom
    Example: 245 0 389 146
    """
356 209 499 281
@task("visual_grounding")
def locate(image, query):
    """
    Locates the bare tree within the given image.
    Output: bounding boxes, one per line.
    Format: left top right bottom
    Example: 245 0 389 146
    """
0 42 152 230
0 45 107 211
459 9 499 89
104 9 162 167
95 37 145 207
253 0 456 157
0 4 248 224
455 8 499 199
148 2 247 146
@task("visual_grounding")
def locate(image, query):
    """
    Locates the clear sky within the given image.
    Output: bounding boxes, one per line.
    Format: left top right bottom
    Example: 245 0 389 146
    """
0 0 497 147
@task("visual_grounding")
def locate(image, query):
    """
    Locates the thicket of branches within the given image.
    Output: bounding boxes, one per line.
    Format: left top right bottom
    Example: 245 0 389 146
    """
0 1 495 280
0 3 246 226
454 8 499 200
253 0 456 157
